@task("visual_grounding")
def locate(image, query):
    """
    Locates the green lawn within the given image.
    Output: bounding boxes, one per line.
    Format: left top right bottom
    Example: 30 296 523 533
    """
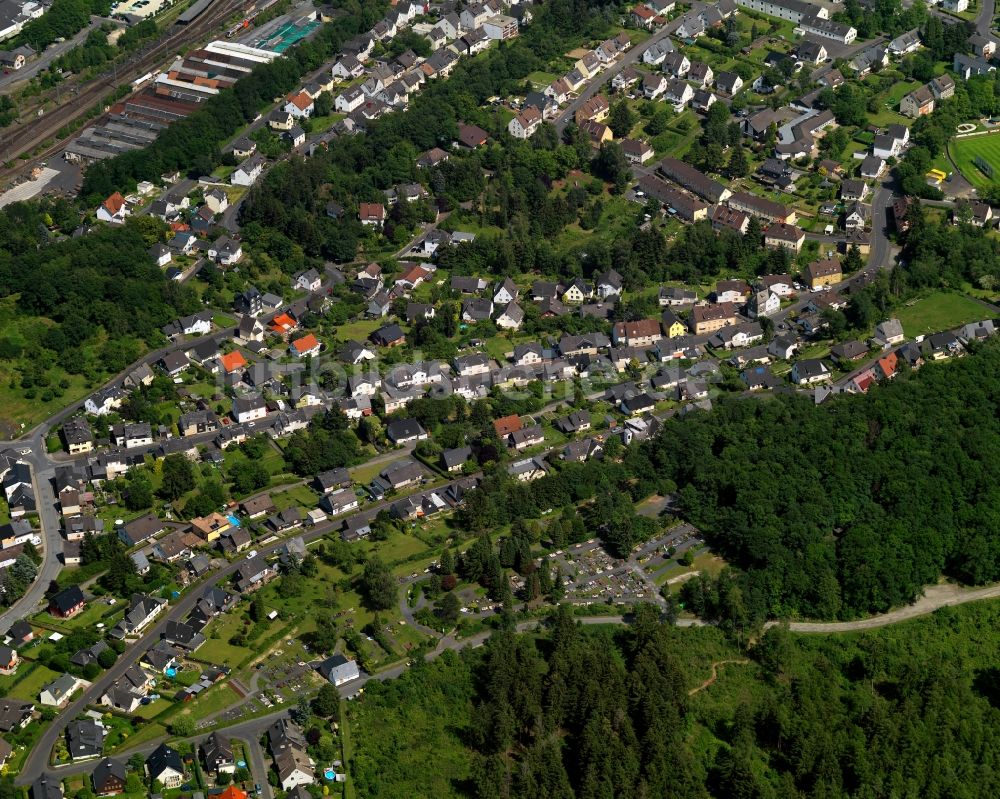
358 531 430 565
895 292 988 337
526 70 558 88
882 79 921 107
350 459 397 487
949 134 1000 191
1 662 61 701
173 682 242 724
271 483 319 512
107 720 166 753
33 597 120 632
335 317 383 343
197 616 257 666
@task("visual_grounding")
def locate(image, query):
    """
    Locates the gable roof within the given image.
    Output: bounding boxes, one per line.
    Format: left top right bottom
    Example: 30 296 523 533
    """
220 350 248 373
101 192 126 216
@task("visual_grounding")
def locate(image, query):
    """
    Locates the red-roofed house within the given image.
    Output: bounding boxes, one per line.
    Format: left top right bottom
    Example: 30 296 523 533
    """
359 203 386 227
876 351 898 380
269 313 298 335
631 4 657 29
493 414 522 437
395 263 431 290
220 351 248 374
290 334 321 357
98 192 129 224
284 91 315 118
216 787 249 799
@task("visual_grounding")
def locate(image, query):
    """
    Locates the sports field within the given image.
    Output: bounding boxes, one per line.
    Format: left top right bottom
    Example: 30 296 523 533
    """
950 134 1000 190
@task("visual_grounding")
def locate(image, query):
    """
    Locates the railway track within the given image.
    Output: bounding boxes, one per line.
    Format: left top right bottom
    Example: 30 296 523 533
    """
0 0 250 184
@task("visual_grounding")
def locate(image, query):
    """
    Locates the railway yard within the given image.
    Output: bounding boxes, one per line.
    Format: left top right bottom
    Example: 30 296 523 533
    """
0 0 317 190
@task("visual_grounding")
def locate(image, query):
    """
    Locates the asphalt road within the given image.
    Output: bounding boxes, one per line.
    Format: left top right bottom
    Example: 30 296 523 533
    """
0 454 63 632
244 735 274 799
868 183 893 270
977 0 996 36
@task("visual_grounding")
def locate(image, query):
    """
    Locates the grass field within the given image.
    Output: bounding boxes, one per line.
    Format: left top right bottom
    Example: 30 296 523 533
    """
335 317 383 343
895 292 987 337
358 531 430 565
1 662 62 701
271 483 319 512
950 134 1000 190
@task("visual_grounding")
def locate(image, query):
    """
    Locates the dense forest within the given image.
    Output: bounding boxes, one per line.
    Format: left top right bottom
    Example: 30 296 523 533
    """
0 204 197 394
649 338 1000 621
349 601 1000 798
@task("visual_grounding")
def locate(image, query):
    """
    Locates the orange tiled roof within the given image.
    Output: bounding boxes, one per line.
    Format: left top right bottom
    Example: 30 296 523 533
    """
220 351 247 373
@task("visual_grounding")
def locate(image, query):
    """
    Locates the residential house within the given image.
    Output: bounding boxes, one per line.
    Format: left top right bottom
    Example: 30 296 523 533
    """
496 301 525 330
642 39 674 65
318 654 360 686
872 318 905 348
147 744 184 790
664 78 694 106
0 646 17 676
661 309 687 338
889 29 921 57
691 303 737 335
791 359 831 385
747 289 780 318
715 279 751 304
109 593 167 639
441 446 473 473
715 71 743 95
642 72 667 99
118 514 165 547
574 95 609 125
930 74 956 99
40 674 84 707
232 394 267 425
48 586 85 619
840 179 869 202
202 732 236 776
621 139 654 164
67 719 105 761
555 410 592 435
844 202 869 231
711 206 749 234
507 457 548 482
62 418 93 455
97 192 129 224
386 418 428 445
612 319 662 347
91 758 127 796
764 223 805 252
359 203 386 227
456 122 489 149
231 154 265 187
805 257 842 289
900 84 934 118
